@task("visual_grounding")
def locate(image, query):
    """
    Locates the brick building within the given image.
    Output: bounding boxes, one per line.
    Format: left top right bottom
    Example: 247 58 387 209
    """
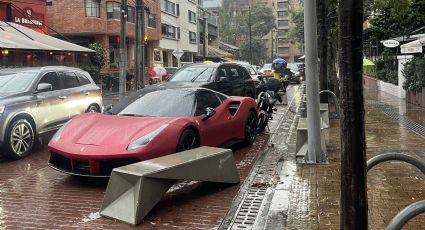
47 0 162 68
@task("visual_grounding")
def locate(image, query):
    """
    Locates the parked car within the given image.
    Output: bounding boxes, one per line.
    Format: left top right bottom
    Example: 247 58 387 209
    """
258 63 272 77
165 62 257 98
162 67 179 81
48 86 258 177
0 66 102 159
286 63 305 83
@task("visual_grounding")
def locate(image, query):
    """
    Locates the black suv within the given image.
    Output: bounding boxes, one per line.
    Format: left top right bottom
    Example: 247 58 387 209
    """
165 63 256 98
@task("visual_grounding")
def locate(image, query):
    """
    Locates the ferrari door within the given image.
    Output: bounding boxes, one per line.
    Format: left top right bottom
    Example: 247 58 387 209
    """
195 90 233 146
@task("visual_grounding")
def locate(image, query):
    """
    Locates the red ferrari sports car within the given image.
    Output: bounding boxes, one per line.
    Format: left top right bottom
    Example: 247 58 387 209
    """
48 87 258 177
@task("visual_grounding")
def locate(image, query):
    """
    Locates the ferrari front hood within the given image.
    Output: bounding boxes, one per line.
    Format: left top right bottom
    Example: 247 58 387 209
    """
64 113 176 146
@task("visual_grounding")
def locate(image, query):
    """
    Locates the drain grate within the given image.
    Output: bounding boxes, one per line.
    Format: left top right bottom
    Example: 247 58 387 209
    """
366 100 425 138
229 99 299 229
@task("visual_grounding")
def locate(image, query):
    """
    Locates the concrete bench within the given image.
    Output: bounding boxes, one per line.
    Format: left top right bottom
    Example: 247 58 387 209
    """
295 117 327 157
100 146 240 225
320 103 329 129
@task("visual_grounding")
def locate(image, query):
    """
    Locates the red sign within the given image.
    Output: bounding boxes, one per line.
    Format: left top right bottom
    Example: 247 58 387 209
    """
0 0 47 33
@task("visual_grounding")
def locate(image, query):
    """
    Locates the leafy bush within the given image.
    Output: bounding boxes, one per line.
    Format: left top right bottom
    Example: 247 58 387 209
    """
403 57 425 91
80 65 102 84
374 57 398 85
88 43 108 69
109 63 119 69
363 65 377 78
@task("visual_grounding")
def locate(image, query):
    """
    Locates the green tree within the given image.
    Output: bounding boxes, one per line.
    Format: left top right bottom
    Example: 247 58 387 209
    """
367 0 425 42
88 43 108 69
219 0 238 45
240 37 268 65
288 9 304 51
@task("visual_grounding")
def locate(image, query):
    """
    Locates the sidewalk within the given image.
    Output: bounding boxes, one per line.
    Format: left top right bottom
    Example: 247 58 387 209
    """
275 88 425 229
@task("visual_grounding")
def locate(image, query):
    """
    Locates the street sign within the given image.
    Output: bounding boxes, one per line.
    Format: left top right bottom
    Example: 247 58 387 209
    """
382 40 400 48
172 49 184 59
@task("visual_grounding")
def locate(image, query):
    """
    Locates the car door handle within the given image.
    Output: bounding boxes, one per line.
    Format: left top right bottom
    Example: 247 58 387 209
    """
84 92 90 95
59 96 67 100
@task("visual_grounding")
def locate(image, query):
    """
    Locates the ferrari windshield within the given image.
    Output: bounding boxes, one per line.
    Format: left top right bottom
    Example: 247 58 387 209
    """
168 67 215 82
118 89 195 117
0 71 38 93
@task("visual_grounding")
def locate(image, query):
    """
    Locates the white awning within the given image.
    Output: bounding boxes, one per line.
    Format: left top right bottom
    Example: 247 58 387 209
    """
0 21 94 52
400 36 425 54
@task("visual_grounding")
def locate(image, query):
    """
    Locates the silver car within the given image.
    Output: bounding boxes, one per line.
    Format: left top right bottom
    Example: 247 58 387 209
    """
0 66 102 159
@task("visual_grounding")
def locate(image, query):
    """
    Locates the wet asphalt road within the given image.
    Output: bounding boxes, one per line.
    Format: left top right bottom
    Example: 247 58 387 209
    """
0 85 298 229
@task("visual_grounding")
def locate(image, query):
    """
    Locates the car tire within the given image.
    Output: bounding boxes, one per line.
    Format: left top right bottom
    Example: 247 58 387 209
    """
3 119 35 159
176 128 200 152
86 104 100 113
244 111 258 145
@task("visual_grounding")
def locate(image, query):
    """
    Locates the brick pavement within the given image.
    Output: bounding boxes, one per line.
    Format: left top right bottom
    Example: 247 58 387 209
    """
286 89 425 229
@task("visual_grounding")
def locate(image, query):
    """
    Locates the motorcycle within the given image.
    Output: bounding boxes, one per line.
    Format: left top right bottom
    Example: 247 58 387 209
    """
256 76 281 133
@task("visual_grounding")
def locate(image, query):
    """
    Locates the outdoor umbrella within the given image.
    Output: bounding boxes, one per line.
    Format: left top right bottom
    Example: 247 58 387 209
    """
363 58 375 66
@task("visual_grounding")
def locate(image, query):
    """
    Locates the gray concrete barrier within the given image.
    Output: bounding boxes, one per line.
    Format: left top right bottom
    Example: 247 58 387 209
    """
100 146 240 225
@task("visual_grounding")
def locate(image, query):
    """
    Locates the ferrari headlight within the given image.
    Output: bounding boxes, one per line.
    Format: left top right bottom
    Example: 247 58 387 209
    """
52 120 71 142
127 124 169 150
0 106 5 114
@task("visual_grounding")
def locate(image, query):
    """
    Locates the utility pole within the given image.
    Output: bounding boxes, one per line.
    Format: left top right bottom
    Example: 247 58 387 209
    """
304 0 324 163
140 0 146 89
203 13 208 60
271 29 275 59
135 0 142 90
248 6 253 64
339 0 368 229
119 0 127 100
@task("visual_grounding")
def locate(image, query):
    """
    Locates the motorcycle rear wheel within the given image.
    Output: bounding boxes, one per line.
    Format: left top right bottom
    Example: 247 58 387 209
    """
257 112 269 133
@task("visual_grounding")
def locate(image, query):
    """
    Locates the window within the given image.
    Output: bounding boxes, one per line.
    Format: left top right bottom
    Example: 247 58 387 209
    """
161 0 176 15
278 20 289 27
277 11 288 17
278 47 290 53
148 14 157 28
62 72 80 89
106 2 120 19
277 2 289 8
195 91 221 116
162 23 179 39
181 52 193 62
85 0 100 17
278 29 289 37
188 10 196 23
39 72 60 91
127 6 135 23
189 31 196 44
76 73 91 85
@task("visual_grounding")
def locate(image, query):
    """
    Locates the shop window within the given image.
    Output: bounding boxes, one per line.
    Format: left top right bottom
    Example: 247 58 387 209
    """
85 0 100 17
180 52 193 63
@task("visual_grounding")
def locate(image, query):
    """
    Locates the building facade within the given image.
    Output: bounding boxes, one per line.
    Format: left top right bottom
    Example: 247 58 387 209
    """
265 0 302 62
47 0 162 68
156 0 199 67
0 0 47 33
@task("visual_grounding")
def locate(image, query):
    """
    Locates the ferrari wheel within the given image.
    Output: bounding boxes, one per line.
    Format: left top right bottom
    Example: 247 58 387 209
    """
86 104 100 113
176 129 200 152
244 111 258 145
3 119 35 159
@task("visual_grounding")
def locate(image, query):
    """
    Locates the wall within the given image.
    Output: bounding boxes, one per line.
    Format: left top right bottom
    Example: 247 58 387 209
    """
364 76 402 98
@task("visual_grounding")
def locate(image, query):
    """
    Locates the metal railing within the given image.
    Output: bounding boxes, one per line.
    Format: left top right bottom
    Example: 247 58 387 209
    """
366 152 425 230
319 90 340 119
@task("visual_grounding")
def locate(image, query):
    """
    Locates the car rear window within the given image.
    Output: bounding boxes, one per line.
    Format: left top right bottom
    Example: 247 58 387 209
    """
76 72 91 85
62 72 80 89
168 67 215 82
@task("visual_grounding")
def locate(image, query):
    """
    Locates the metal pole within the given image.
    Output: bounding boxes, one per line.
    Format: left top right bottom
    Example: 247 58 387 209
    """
203 14 208 60
271 30 274 59
135 0 142 90
140 0 145 89
339 0 368 229
304 0 323 163
119 0 127 100
249 6 252 64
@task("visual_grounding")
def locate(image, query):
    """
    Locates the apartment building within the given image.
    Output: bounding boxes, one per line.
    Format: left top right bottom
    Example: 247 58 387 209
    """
265 0 302 62
156 0 199 67
47 0 162 68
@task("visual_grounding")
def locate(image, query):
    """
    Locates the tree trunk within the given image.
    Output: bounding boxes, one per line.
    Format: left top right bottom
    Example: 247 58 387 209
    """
317 0 329 103
339 0 368 229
